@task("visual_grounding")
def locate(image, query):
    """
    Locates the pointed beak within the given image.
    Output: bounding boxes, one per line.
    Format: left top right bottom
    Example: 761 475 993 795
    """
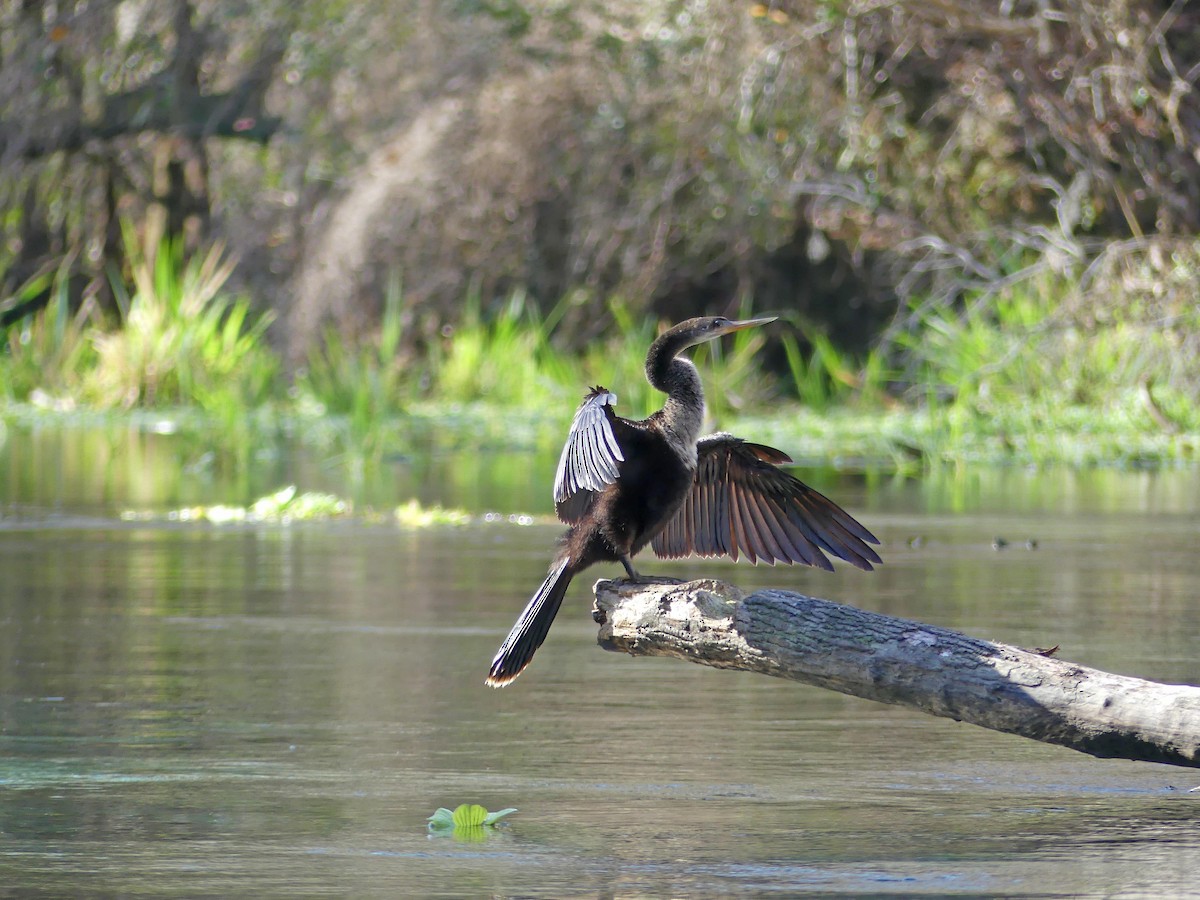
715 315 778 336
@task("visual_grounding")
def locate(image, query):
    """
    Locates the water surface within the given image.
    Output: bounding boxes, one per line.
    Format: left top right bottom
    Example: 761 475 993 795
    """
2 423 1199 897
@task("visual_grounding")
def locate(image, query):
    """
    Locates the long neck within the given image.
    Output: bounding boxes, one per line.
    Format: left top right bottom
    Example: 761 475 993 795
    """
645 332 706 450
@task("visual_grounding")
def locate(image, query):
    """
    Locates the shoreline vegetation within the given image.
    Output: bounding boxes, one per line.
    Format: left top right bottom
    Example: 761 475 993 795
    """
4 2 1197 481
2 229 1198 472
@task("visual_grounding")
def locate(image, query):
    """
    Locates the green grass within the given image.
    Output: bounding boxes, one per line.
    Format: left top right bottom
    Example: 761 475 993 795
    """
429 288 582 409
3 226 1198 472
87 223 278 413
0 256 97 404
888 267 1200 452
780 328 891 413
0 224 277 421
293 269 413 461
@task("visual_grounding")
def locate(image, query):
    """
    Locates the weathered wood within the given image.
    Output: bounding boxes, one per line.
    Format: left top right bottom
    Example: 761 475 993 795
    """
592 577 1200 768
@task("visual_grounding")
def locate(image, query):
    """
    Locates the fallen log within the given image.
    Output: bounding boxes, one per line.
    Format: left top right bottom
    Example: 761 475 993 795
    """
592 577 1200 769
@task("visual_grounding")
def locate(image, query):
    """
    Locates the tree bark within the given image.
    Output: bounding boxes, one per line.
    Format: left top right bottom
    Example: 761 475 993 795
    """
592 577 1200 769
0 86 283 162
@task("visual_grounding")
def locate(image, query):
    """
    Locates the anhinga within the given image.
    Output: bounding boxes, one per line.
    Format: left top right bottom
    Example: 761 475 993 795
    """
486 315 881 687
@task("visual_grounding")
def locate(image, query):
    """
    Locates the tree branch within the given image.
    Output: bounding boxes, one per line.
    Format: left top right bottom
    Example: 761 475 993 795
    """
0 69 282 162
593 577 1200 768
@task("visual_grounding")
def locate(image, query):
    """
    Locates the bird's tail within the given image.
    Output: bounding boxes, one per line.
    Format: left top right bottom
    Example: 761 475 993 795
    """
486 557 574 687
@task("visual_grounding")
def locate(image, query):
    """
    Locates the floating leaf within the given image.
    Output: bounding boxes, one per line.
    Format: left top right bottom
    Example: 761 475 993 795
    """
482 807 518 825
452 803 489 828
427 803 518 834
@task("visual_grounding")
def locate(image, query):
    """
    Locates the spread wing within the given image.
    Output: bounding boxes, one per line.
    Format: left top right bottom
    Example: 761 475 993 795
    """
651 434 882 570
553 386 625 523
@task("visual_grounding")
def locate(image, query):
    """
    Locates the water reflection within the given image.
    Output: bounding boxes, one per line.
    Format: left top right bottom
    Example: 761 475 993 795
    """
1 424 1199 896
0 415 564 516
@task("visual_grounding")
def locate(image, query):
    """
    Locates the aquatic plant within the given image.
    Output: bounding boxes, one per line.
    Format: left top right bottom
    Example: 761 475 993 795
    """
394 498 471 527
429 287 580 408
6 221 1199 471
120 488 491 527
85 223 277 412
0 257 96 404
893 260 1200 442
123 485 350 524
296 270 410 414
780 328 890 413
426 803 517 833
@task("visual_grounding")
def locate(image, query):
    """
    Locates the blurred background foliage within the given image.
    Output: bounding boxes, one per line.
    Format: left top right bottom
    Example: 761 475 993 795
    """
0 0 1198 455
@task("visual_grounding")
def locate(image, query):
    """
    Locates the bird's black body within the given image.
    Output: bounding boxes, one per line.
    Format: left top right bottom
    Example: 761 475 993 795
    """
486 316 881 687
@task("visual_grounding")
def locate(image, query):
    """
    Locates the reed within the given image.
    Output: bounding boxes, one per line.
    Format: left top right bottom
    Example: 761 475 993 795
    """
85 223 277 413
0 258 96 404
5 233 1197 470
294 269 412 461
430 288 581 409
896 273 1200 430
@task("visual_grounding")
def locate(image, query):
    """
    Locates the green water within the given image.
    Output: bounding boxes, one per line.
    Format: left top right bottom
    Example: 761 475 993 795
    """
2 422 1199 897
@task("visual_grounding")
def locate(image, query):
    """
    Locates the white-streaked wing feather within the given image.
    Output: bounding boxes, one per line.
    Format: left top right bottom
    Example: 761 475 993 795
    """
553 388 624 521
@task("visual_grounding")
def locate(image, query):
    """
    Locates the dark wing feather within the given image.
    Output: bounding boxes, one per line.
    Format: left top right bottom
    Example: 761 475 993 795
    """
651 433 882 570
654 481 687 557
553 386 625 523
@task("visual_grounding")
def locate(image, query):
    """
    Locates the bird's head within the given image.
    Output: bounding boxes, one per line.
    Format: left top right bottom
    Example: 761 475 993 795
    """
665 315 778 350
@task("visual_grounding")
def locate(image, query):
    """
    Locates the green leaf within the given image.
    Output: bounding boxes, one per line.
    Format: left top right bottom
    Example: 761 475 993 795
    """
427 804 517 832
451 803 489 828
482 807 518 825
